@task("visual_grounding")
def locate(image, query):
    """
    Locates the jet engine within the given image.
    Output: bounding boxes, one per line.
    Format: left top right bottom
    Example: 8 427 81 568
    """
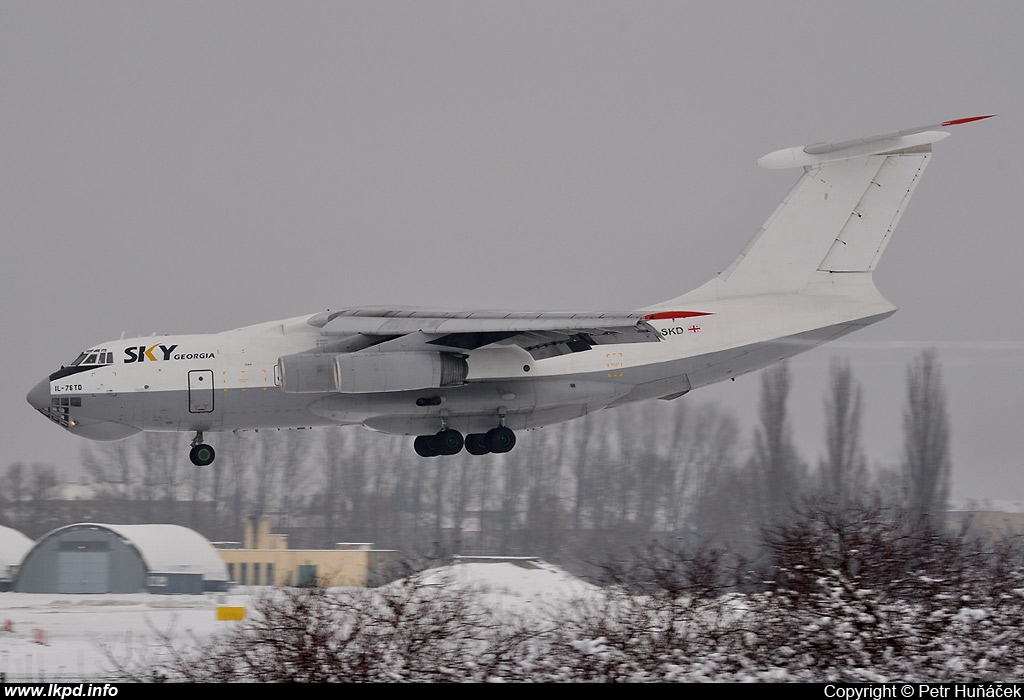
277 351 468 394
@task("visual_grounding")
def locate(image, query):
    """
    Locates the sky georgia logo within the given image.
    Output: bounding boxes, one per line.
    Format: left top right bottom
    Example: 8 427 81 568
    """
123 344 216 363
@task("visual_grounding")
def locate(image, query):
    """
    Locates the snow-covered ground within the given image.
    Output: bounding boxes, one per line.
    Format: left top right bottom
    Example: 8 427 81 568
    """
1 591 238 681
0 558 588 681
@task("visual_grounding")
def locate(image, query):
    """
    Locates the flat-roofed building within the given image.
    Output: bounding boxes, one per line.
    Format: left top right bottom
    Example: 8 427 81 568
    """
215 517 396 587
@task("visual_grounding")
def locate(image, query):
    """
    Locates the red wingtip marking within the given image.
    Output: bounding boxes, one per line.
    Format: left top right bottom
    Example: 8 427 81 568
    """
643 311 713 321
941 115 996 126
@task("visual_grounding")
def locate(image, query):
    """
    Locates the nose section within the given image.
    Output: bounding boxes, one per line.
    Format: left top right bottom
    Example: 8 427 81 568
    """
27 378 51 411
27 377 141 440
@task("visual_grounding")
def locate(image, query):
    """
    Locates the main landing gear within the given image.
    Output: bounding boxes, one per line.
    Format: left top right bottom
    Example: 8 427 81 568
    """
413 425 516 457
189 431 216 466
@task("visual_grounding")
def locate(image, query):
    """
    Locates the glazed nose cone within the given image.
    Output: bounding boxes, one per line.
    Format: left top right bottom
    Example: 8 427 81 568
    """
27 378 50 412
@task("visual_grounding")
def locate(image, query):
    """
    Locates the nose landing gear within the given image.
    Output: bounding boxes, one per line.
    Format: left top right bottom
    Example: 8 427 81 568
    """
189 431 216 466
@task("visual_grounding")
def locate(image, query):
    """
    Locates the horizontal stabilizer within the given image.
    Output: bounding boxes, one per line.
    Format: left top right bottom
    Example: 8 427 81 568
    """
757 115 993 170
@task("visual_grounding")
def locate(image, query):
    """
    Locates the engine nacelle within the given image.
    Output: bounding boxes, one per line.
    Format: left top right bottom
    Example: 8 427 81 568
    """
276 353 338 393
277 352 468 394
335 351 468 393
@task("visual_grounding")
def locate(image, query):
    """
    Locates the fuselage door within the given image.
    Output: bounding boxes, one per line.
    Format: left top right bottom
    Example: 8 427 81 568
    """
188 369 215 413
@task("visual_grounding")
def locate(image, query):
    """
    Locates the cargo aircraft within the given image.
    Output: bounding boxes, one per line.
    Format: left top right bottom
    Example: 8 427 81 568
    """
28 116 992 464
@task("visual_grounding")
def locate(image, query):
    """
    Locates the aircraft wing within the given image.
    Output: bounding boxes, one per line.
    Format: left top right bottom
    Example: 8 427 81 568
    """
307 307 662 360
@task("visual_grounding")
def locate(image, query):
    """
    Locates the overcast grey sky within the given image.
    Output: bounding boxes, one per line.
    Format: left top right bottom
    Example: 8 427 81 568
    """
3 1 1023 501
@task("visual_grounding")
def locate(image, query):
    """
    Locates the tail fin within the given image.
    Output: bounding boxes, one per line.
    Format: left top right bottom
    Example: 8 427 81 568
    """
669 116 993 303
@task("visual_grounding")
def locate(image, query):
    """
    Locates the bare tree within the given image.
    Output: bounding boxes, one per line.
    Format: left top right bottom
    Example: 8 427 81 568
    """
136 433 184 522
749 362 806 526
396 443 429 550
262 429 313 529
427 449 449 552
249 432 277 518
611 405 670 535
583 413 620 535
1 463 26 529
360 432 412 548
221 432 257 541
667 402 741 533
446 445 480 555
819 358 867 507
184 446 208 532
518 428 567 559
901 349 952 526
28 463 60 534
319 428 348 548
568 417 597 532
318 427 377 546
82 440 138 522
497 449 526 554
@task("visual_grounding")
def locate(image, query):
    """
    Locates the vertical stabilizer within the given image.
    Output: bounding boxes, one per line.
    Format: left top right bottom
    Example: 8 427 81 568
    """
651 116 993 306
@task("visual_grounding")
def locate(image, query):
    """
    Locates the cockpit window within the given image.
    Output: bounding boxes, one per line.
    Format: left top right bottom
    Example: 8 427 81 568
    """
68 350 112 367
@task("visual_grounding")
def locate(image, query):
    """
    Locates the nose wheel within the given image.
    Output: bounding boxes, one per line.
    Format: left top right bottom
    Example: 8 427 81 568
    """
189 432 215 466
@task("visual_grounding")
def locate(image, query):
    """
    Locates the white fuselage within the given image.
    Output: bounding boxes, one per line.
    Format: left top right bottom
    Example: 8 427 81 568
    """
29 277 895 443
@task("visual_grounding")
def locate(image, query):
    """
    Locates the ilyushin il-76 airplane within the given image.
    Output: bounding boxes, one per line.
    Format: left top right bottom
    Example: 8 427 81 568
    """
28 116 992 465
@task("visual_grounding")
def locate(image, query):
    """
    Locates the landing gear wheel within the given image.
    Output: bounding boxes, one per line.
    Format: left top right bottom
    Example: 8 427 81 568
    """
486 426 516 454
189 443 215 466
414 435 440 457
437 429 464 455
465 433 491 455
